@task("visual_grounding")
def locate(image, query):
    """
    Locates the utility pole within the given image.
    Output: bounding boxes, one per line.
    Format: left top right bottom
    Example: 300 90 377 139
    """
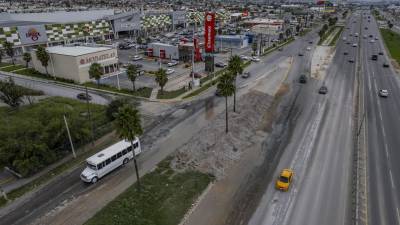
63 114 76 158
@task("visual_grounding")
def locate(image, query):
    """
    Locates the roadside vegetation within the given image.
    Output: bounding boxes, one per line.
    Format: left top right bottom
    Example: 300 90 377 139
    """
318 16 338 45
329 26 344 46
0 64 25 72
0 97 110 177
380 28 400 65
84 82 153 98
84 157 213 225
157 86 186 99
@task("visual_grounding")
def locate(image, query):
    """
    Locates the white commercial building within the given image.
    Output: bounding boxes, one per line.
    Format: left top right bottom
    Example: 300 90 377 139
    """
32 46 119 83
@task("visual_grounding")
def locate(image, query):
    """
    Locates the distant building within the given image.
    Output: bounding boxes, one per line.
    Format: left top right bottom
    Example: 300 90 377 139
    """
215 35 249 50
31 46 118 83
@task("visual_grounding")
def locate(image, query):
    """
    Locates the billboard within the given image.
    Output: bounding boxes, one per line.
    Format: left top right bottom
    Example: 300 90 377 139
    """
18 25 48 45
204 12 215 53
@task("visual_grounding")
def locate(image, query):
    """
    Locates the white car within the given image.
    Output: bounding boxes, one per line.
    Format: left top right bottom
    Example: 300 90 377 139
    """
306 47 311 51
166 69 175 75
379 89 389 97
167 61 178 67
342 37 347 41
240 55 250 60
370 39 375 43
131 55 142 61
251 57 260 62
352 43 358 47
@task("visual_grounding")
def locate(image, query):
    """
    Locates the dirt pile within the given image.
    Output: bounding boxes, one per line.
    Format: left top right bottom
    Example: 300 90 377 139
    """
172 90 274 179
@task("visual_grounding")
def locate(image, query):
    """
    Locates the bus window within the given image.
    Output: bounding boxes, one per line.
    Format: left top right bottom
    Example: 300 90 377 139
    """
111 155 117 161
117 152 122 158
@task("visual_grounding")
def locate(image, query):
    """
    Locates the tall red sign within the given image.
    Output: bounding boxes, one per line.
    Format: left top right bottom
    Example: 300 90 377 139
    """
204 12 215 53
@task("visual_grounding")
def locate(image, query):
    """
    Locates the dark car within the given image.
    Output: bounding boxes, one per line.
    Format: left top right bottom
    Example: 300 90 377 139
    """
348 59 355 63
378 52 384 55
189 72 202 79
319 86 328 94
369 34 373 38
383 63 390 68
344 51 349 55
118 43 131 50
77 93 92 101
241 72 250 79
371 55 378 60
278 48 283 51
215 89 222 97
298 53 304 56
309 41 313 44
299 74 307 83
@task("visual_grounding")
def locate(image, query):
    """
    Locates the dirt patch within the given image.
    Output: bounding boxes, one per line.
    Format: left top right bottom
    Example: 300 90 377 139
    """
171 91 274 179
259 84 289 133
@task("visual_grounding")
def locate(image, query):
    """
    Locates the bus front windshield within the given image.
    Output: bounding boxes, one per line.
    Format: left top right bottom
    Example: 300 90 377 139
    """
87 162 97 171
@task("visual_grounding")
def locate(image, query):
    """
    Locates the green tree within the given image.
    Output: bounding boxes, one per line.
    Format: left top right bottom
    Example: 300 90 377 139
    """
36 46 50 75
23 52 31 68
227 55 243 112
285 28 292 38
0 77 24 108
89 63 102 86
217 72 235 133
136 36 142 45
3 41 14 65
114 105 143 190
0 49 3 64
106 98 129 121
126 64 139 91
155 68 168 94
252 41 257 55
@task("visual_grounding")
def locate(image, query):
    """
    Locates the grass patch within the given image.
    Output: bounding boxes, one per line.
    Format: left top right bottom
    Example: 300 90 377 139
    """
183 81 214 99
0 62 11 67
380 28 400 65
14 68 76 84
318 26 336 45
84 82 153 98
157 87 186 99
0 64 25 72
84 158 214 225
329 26 344 46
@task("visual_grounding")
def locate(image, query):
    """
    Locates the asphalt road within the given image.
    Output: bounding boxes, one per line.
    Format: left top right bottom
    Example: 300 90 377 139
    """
0 30 317 225
0 73 111 105
248 14 359 225
360 11 400 225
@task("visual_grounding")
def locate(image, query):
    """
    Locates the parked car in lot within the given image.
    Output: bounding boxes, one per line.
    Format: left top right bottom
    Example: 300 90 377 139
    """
275 169 293 191
77 93 92 101
319 85 328 94
241 72 250 79
166 69 175 75
251 56 260 62
215 61 227 68
190 72 202 79
131 55 143 61
240 55 250 60
167 61 178 67
379 89 389 97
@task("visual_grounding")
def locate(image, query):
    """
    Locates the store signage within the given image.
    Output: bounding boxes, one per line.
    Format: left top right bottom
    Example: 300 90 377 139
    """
18 25 48 45
80 52 116 65
204 12 215 53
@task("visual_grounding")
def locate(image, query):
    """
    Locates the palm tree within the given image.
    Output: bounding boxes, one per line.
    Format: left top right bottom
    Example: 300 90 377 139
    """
217 72 235 133
114 105 143 190
227 55 243 112
126 64 138 91
23 52 31 68
89 63 102 86
155 68 168 94
3 41 14 65
36 46 50 75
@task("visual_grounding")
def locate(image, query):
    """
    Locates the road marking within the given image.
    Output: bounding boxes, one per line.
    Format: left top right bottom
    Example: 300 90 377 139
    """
390 169 395 188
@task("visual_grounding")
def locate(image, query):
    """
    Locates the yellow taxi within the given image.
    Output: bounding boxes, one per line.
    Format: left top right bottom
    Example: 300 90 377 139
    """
275 169 294 191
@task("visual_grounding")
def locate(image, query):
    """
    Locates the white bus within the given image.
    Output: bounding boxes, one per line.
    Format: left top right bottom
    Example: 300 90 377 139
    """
80 138 141 183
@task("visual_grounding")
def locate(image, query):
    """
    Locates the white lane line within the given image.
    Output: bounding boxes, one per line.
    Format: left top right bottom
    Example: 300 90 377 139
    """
390 169 396 188
397 207 400 224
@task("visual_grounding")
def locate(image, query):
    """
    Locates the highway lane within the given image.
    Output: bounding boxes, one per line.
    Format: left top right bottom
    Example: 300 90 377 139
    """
0 72 110 105
0 29 321 225
248 14 358 225
361 11 400 225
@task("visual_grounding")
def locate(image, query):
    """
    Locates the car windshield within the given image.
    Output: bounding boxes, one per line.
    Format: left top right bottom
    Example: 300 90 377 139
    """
279 176 289 183
87 162 97 170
